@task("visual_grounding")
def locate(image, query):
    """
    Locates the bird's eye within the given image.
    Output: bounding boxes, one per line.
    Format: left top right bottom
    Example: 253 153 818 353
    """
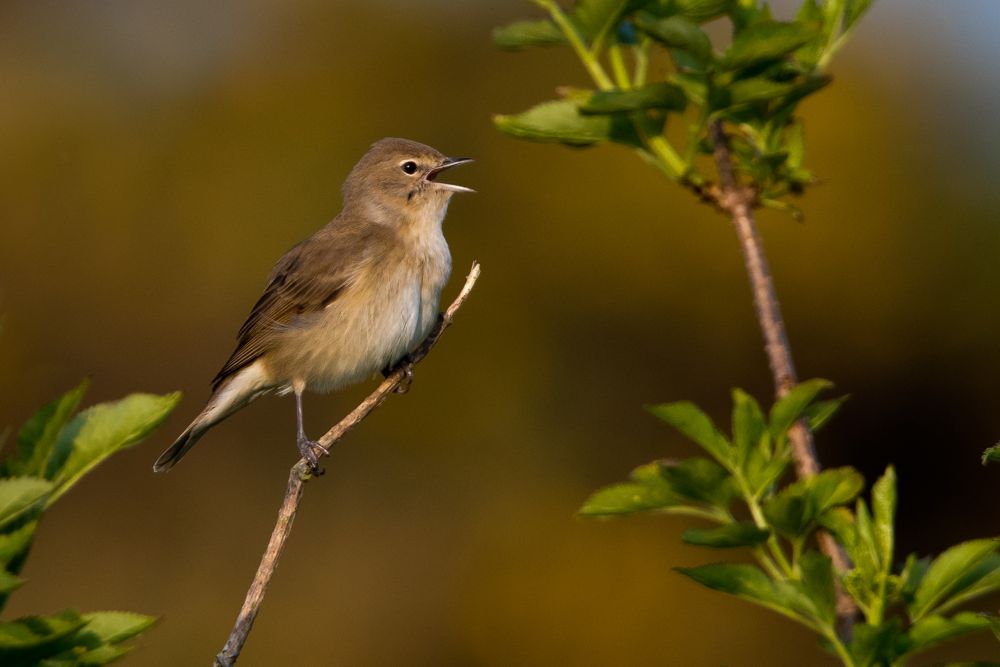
401 161 418 175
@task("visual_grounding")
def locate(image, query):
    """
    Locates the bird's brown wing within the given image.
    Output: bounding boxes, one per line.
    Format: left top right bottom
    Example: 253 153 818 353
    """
210 235 354 391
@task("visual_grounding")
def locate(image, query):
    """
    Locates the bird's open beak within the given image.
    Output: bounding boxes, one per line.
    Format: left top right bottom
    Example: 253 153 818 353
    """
426 157 475 193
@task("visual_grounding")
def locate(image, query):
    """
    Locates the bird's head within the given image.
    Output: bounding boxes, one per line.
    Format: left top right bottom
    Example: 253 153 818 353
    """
343 137 473 225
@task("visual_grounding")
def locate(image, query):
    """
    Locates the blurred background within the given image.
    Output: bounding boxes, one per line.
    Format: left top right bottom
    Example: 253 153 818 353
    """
1 1 998 664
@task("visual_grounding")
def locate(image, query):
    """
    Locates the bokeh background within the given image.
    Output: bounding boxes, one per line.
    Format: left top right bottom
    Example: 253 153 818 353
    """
2 1 999 665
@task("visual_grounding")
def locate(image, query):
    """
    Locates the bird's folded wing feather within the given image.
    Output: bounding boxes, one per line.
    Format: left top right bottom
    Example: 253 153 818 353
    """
211 235 356 391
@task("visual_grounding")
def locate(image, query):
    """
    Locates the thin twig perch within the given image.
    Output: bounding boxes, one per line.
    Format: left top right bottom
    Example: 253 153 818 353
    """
708 120 858 632
213 261 482 667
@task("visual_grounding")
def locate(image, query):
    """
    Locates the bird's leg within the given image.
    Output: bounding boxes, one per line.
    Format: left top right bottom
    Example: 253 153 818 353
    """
294 390 328 475
381 353 415 394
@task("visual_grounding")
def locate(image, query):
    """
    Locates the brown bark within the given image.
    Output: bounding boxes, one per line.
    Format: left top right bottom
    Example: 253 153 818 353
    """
708 120 857 631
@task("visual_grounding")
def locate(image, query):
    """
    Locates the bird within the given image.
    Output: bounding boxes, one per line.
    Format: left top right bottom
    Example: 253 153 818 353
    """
153 137 473 474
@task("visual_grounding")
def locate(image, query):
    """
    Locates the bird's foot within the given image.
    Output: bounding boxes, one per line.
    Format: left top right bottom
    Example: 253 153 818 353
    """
296 435 329 476
382 355 415 394
394 364 413 394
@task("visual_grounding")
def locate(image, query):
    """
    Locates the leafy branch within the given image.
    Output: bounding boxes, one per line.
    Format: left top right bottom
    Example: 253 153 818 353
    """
493 1 1000 663
0 381 180 665
495 0 872 629
580 382 1000 666
495 0 872 211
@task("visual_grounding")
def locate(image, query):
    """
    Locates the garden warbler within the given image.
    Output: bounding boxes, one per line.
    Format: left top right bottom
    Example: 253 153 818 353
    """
153 138 473 473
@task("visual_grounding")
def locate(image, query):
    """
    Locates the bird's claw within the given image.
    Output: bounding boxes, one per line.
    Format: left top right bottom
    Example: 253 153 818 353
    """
296 436 329 476
394 365 413 394
382 356 415 394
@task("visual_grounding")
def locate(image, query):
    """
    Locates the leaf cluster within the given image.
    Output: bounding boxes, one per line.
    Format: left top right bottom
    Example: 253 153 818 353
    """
0 381 180 665
494 0 874 215
581 380 1000 666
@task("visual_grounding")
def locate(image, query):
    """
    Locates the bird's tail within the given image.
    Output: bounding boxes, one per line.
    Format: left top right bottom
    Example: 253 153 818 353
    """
153 423 206 473
153 360 271 472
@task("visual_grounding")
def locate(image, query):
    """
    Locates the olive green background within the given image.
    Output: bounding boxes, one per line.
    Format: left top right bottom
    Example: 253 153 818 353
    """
1 1 998 665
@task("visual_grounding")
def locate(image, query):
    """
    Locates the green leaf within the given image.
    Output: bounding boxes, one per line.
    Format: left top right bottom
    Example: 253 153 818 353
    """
731 388 765 470
745 448 790 498
818 466 867 508
802 395 846 432
580 82 687 114
844 0 875 32
898 552 931 604
45 392 181 505
0 610 156 666
579 462 683 516
6 381 89 478
0 478 53 529
768 379 832 442
78 643 131 664
0 521 37 573
982 443 1000 465
676 562 813 624
849 619 906 667
723 21 820 71
579 482 671 516
764 467 864 537
764 489 810 537
660 457 736 507
0 521 37 611
727 77 797 106
785 119 807 171
910 538 1000 621
0 521 37 568
854 499 880 580
634 13 713 65
841 572 870 616
796 0 821 23
41 642 131 666
682 522 769 548
493 19 565 50
872 466 896 577
798 551 836 627
647 401 732 466
908 612 991 654
0 569 24 595
740 389 787 494
580 457 736 516
769 74 832 119
0 609 87 652
494 100 639 146
574 0 631 43
934 554 1000 616
77 611 156 645
642 0 733 23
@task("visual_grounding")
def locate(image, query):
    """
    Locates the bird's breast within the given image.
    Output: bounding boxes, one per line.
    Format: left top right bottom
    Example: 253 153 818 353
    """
275 229 451 393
